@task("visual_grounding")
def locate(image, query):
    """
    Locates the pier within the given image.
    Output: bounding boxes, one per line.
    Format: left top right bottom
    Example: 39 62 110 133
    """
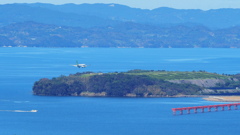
172 103 240 115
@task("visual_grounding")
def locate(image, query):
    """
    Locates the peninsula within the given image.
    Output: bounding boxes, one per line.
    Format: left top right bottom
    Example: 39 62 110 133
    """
32 70 240 97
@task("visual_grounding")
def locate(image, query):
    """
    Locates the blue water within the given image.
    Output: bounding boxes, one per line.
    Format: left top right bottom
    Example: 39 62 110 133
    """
0 48 240 135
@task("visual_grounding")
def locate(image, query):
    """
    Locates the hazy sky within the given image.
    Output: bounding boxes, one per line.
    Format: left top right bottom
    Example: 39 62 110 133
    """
1 0 240 10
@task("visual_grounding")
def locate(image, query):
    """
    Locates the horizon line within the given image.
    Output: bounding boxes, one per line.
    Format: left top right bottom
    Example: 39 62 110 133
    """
1 2 240 11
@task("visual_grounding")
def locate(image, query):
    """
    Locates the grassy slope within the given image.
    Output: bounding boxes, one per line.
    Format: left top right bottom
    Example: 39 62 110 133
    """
124 70 230 80
76 70 230 80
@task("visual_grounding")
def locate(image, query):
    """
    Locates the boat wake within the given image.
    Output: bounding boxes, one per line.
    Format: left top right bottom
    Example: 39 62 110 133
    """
0 110 38 112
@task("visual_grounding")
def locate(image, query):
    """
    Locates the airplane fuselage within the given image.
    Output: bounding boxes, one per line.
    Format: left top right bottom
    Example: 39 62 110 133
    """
73 61 88 68
73 64 87 68
77 64 87 68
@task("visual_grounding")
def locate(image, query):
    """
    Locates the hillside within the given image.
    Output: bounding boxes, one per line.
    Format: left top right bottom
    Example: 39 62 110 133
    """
2 3 240 48
32 70 240 97
1 22 240 48
3 3 240 29
0 4 119 28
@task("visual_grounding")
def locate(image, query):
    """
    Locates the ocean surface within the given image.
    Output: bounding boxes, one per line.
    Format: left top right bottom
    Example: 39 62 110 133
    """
0 48 240 135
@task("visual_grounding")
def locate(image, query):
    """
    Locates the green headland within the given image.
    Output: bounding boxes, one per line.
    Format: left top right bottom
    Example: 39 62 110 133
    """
33 70 240 97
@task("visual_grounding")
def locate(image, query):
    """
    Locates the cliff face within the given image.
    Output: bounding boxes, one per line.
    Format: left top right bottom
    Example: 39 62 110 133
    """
168 79 226 87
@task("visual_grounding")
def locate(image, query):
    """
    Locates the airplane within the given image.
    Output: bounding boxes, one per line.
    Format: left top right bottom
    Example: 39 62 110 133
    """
72 61 88 68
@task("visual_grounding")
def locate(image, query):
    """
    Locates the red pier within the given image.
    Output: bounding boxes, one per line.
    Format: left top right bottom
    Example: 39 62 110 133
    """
172 103 240 115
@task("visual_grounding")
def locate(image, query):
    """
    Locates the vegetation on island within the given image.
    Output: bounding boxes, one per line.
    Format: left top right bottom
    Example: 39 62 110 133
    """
32 70 240 97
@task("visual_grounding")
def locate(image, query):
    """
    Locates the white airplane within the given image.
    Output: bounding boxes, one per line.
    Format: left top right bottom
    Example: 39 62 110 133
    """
72 61 88 68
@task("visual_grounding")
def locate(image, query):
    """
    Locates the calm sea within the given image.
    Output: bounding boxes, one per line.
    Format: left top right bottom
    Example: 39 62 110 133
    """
0 48 240 135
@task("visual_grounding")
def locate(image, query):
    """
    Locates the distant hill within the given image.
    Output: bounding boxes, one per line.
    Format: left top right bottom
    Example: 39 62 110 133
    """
0 4 119 28
1 3 240 48
2 3 240 28
1 21 240 48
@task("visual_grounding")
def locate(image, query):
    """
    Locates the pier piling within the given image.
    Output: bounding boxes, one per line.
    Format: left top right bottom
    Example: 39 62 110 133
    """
172 103 240 115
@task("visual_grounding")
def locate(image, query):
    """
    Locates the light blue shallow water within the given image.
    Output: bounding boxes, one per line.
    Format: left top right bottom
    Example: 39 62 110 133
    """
0 48 240 135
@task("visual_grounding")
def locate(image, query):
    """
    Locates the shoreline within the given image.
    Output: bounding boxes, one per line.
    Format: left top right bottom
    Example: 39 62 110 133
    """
203 96 240 102
175 95 240 102
34 93 240 102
